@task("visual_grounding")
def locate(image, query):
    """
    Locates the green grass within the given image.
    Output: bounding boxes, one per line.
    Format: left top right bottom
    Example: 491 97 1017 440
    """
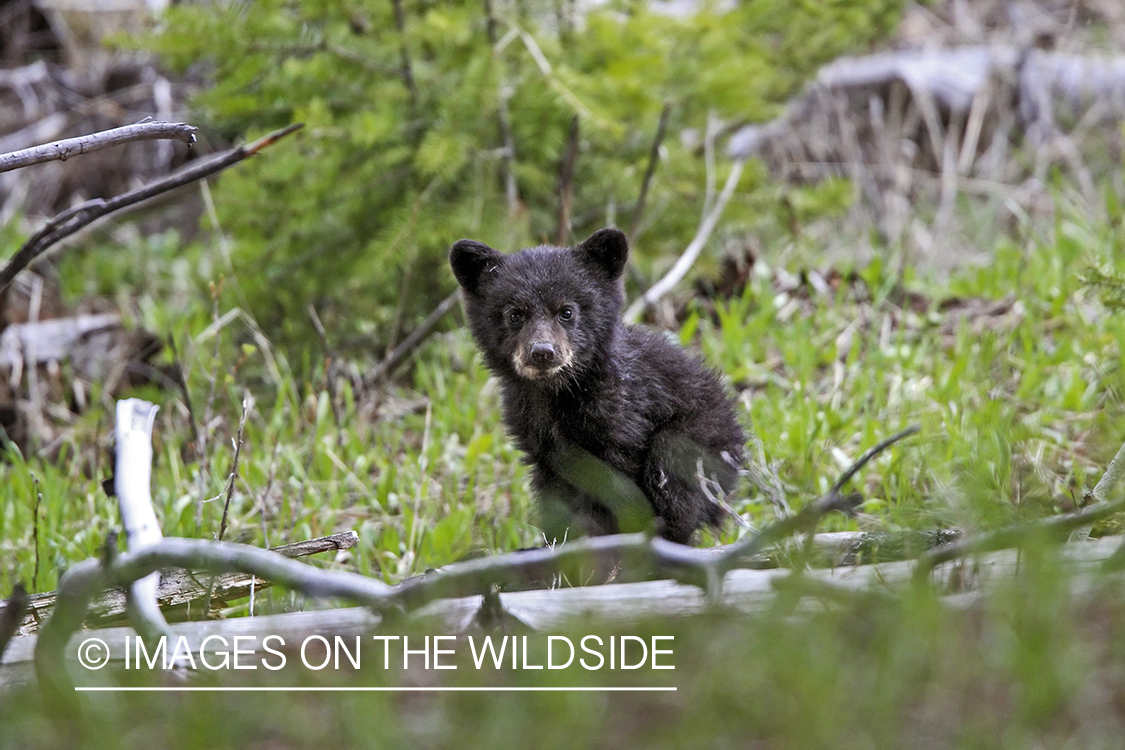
3 188 1125 745
2 199 1125 594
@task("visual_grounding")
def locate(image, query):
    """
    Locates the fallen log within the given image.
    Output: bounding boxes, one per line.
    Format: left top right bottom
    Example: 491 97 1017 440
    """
2 533 1120 690
1 531 359 637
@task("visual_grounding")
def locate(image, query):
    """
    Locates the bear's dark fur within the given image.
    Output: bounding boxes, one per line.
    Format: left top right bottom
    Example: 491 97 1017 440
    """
449 228 744 544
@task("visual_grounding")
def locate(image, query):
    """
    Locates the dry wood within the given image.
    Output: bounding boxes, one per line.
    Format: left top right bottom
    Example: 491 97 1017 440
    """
114 398 169 644
0 123 303 294
624 158 745 323
6 534 1123 689
0 121 197 175
628 101 672 243
0 313 120 370
2 532 359 637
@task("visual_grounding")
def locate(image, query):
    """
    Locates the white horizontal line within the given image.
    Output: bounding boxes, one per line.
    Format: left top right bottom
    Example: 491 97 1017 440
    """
76 686 677 692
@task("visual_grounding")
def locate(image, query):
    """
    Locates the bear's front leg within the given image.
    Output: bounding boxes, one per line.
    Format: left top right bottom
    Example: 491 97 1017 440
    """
531 466 620 544
641 428 737 544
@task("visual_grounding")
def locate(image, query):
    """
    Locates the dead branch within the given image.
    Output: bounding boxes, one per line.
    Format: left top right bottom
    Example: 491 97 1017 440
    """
717 425 922 576
555 114 579 245
114 399 170 645
366 290 460 385
0 121 197 175
628 101 671 243
33 535 392 693
915 495 1125 583
624 158 745 323
28 424 923 682
1087 438 1125 505
0 312 120 370
0 123 303 294
216 397 249 543
4 531 359 635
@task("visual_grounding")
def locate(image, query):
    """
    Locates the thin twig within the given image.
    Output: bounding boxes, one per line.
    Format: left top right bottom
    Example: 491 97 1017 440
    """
0 123 303 294
205 397 249 617
30 473 41 592
830 425 921 495
718 426 921 574
0 121 197 174
628 101 672 244
217 397 249 543
367 290 460 385
555 114 579 245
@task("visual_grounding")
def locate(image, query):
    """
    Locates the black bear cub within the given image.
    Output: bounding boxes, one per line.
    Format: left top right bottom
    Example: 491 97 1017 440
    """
449 228 744 545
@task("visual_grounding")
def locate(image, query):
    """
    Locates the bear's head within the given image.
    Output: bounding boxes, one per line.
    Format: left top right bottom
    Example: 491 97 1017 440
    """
449 228 628 385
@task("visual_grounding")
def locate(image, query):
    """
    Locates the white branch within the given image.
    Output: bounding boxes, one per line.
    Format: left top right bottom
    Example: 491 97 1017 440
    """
625 159 745 323
0 122 197 174
115 399 170 643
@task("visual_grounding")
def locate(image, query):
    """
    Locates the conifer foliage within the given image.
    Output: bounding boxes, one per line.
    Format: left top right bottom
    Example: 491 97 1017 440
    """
141 0 903 349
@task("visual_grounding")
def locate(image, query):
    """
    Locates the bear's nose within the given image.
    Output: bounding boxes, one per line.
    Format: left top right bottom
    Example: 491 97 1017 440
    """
530 342 556 366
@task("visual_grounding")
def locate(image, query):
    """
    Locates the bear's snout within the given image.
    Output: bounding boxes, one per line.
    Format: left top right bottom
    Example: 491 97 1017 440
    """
511 322 574 382
530 341 556 366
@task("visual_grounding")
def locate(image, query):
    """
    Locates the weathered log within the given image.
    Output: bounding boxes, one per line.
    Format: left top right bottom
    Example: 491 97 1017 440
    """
1 531 359 637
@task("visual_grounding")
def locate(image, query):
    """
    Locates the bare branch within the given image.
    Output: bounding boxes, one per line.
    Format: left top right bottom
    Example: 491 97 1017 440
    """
915 493 1125 582
0 123 303 294
114 398 170 644
217 397 249 543
628 101 671 243
367 290 460 385
830 425 921 495
624 158 745 323
0 121 197 174
718 426 921 574
6 532 360 634
555 114 579 245
1088 438 1125 505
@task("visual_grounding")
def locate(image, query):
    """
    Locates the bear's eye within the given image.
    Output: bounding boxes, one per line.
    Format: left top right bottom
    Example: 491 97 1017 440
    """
558 306 574 322
507 310 524 326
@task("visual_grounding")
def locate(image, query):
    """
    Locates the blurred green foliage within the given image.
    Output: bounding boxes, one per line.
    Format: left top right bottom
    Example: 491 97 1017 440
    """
128 0 903 352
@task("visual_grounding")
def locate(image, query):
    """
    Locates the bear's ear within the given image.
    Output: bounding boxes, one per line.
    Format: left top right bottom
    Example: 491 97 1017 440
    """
574 228 628 281
450 240 503 294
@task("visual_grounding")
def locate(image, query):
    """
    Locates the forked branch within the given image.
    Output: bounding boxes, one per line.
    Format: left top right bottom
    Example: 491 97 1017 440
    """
0 123 303 294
